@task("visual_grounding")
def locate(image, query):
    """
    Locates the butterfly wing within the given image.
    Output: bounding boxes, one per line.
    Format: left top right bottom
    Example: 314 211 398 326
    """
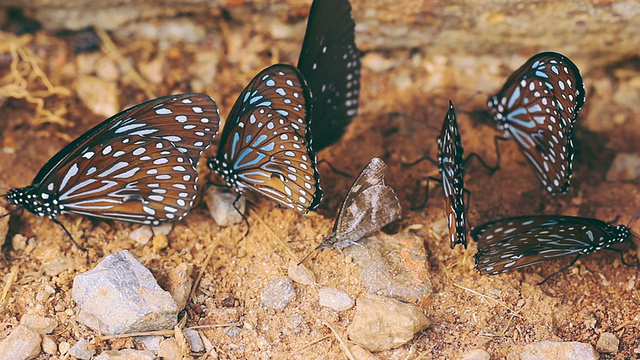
438 101 467 248
47 136 198 225
32 93 220 185
488 52 585 194
297 0 361 151
324 157 401 248
214 64 322 213
472 216 617 275
27 93 220 224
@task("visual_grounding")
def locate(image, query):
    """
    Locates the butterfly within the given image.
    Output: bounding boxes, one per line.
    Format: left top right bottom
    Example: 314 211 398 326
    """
3 93 221 244
488 52 585 194
472 215 633 283
404 101 494 249
317 157 402 250
297 0 361 151
207 64 323 213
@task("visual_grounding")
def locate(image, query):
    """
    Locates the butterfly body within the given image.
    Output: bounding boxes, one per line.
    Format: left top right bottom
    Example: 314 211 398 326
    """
488 52 585 194
6 93 221 227
318 157 401 250
207 64 322 213
472 215 631 276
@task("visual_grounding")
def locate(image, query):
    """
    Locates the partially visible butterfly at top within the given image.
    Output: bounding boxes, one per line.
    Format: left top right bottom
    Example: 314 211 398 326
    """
487 51 585 194
297 0 361 152
2 93 221 248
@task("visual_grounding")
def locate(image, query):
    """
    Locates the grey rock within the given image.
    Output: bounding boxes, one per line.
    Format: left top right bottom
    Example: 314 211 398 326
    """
461 349 491 360
517 341 598 360
318 287 355 311
346 294 430 352
94 349 156 360
205 188 245 227
606 153 640 181
72 250 178 335
184 329 205 352
20 314 58 335
345 234 433 304
69 339 95 360
0 324 42 360
260 277 296 310
596 332 619 353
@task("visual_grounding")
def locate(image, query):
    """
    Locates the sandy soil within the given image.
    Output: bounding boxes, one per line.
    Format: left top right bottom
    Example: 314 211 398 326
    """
0 7 639 359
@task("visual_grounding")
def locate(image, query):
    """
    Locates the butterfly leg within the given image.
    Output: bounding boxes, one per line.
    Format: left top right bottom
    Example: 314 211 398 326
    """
317 159 352 178
412 176 442 211
538 254 582 285
232 193 250 237
51 217 87 251
606 248 639 268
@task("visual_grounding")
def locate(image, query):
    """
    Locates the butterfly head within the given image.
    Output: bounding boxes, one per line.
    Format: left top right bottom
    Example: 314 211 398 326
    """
616 225 632 244
487 95 509 132
207 157 240 191
5 185 59 219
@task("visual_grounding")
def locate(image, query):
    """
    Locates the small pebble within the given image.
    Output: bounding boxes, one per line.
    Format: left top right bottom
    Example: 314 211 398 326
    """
318 287 354 311
152 223 173 236
287 260 316 285
11 234 27 251
152 234 169 252
94 349 155 360
166 263 193 311
72 250 178 335
462 349 491 360
130 226 153 245
42 335 57 355
0 208 8 243
606 152 640 181
59 341 70 355
134 336 163 353
517 341 598 360
184 329 205 352
35 284 56 303
43 256 73 277
596 332 620 353
20 314 58 334
157 338 182 360
205 188 245 227
0 325 42 360
349 344 379 360
69 339 95 360
260 277 296 310
346 294 430 352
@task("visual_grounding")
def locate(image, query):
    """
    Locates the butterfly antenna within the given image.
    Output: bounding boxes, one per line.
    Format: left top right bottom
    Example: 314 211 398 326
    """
317 159 352 178
538 254 582 285
51 217 87 251
0 206 23 219
605 248 638 268
626 204 640 228
402 155 438 168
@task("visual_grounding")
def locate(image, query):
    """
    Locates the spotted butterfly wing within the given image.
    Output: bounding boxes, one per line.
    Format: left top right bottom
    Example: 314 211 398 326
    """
6 93 221 226
472 215 630 275
437 101 468 249
208 64 322 213
488 52 585 194
297 0 361 151
318 157 401 250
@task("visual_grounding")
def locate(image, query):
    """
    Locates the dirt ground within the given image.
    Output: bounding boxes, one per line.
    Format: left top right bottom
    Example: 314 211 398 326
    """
0 5 639 360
